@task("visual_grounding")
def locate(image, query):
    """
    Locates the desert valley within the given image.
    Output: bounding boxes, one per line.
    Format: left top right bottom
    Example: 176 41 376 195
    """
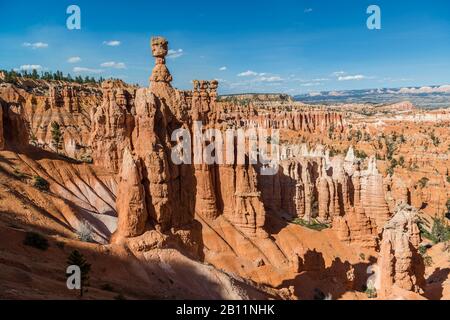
0 37 449 301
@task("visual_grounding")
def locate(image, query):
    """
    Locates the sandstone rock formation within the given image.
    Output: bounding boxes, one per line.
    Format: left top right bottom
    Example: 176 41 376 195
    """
111 148 147 242
90 80 135 172
0 92 29 150
377 203 425 298
360 157 391 232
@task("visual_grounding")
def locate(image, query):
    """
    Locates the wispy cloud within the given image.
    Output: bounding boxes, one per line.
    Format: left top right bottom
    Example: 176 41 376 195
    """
167 49 184 59
332 71 346 76
100 61 126 69
73 67 103 74
338 74 367 81
219 66 227 71
23 42 48 49
238 70 260 77
103 40 121 47
258 76 283 82
67 56 81 63
304 8 313 13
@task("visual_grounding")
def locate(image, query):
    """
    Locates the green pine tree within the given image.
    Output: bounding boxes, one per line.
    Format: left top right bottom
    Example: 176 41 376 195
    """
50 121 62 153
67 250 91 297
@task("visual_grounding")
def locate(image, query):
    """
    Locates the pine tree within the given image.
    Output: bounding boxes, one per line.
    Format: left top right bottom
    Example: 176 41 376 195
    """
67 250 91 297
31 69 39 80
51 121 62 153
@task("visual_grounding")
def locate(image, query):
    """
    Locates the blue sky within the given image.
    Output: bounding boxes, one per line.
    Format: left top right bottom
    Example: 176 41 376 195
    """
1 0 449 94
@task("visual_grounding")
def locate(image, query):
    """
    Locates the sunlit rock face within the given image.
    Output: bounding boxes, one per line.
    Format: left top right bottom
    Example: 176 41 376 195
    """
377 204 425 298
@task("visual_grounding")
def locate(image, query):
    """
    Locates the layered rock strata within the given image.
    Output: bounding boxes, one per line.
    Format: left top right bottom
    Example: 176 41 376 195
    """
377 204 425 298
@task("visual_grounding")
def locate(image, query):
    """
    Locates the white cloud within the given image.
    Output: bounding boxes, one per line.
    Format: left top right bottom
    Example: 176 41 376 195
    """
103 40 121 47
167 49 184 59
219 66 227 71
237 70 259 77
398 85 450 94
73 67 103 74
304 8 313 13
16 65 43 71
338 74 366 81
100 61 126 69
67 56 81 63
23 42 48 49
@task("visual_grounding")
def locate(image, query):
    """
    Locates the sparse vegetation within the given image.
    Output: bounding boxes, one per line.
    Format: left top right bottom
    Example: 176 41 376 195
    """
354 149 368 160
430 217 450 244
446 199 450 217
67 250 91 297
80 154 93 164
29 133 38 146
100 284 114 292
420 217 450 244
77 222 95 243
430 132 440 146
33 175 50 191
418 177 429 189
398 156 405 168
13 168 26 180
418 245 433 267
423 255 434 267
23 232 49 251
291 218 330 231
365 285 377 299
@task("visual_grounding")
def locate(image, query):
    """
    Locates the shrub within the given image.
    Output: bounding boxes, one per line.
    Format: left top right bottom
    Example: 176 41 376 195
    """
13 168 26 180
430 133 440 146
430 217 450 244
77 222 95 243
365 285 377 299
80 154 93 164
291 218 330 231
418 245 433 266
418 177 429 189
423 255 434 267
313 288 327 300
354 149 368 160
100 284 114 292
23 232 49 251
114 293 127 300
33 175 50 191
418 245 427 256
